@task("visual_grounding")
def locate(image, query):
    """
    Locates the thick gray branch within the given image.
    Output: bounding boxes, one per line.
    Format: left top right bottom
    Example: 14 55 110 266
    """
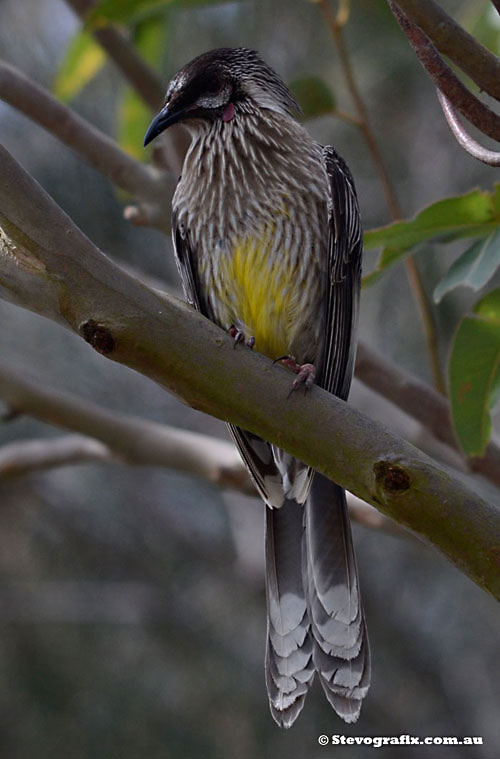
0 143 499 600
0 60 173 231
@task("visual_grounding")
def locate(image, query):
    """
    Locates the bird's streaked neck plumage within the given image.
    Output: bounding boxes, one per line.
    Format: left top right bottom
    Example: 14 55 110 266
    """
175 107 328 241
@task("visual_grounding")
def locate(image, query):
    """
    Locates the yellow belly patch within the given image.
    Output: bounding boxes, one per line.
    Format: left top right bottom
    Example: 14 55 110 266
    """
222 231 298 359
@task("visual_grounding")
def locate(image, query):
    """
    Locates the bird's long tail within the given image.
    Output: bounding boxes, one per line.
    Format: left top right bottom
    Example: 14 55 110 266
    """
265 474 370 727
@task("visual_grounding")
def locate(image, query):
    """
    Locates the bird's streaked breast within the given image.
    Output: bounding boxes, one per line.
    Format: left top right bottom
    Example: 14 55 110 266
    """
173 109 329 362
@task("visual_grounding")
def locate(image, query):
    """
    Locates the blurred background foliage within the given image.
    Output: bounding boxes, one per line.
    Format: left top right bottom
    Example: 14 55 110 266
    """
1 0 500 756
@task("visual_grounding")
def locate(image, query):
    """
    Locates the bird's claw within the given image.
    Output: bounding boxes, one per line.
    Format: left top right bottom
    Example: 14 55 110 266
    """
274 355 317 396
228 325 255 349
290 363 316 395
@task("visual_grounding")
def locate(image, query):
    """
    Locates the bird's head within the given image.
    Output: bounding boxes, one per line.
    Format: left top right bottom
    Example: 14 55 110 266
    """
143 47 299 146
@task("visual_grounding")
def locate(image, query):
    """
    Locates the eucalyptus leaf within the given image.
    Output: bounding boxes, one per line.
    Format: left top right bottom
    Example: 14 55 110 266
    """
85 0 174 28
449 287 500 456
434 229 500 303
85 0 234 28
53 30 107 101
288 76 335 119
363 185 500 285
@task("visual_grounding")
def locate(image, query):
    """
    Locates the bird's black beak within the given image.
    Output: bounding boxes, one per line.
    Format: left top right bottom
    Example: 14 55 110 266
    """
143 104 185 147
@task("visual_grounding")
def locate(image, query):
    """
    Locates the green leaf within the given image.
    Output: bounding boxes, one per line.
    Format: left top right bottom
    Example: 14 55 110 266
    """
449 287 500 456
53 30 107 101
288 76 335 119
434 229 500 303
363 186 500 285
85 0 234 28
86 0 173 28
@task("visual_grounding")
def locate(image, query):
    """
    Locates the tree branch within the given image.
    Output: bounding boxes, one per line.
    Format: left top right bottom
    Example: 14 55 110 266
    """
0 362 406 537
389 2 500 143
63 0 188 175
392 0 500 103
0 434 111 477
436 90 500 166
355 343 500 488
0 142 499 599
0 361 249 493
65 0 164 108
0 60 174 231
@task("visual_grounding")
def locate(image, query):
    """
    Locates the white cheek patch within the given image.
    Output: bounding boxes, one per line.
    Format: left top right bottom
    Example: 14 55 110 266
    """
167 72 188 101
196 92 226 109
196 83 232 111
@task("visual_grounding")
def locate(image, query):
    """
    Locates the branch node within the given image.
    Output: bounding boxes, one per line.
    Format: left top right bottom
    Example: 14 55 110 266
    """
374 461 412 493
79 320 116 355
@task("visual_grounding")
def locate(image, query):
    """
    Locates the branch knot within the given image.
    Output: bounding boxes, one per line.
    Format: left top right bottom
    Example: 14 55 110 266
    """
80 320 116 355
374 461 411 493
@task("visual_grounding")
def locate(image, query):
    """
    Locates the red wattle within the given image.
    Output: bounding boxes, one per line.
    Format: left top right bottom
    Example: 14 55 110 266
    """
222 102 235 122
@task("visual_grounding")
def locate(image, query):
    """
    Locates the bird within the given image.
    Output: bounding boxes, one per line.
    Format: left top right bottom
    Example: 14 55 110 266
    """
144 47 370 727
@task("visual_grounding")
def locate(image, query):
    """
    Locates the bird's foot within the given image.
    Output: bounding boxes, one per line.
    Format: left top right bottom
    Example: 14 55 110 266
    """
228 325 255 350
274 355 317 396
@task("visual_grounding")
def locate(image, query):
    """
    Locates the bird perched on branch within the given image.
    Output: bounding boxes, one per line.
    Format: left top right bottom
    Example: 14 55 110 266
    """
144 47 369 727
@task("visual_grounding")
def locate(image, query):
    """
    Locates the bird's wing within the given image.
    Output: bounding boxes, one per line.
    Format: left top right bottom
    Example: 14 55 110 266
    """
321 145 363 401
171 210 208 313
172 208 286 506
302 147 369 724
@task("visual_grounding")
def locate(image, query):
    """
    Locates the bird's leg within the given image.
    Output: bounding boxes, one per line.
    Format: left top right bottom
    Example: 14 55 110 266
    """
274 355 317 395
228 325 255 350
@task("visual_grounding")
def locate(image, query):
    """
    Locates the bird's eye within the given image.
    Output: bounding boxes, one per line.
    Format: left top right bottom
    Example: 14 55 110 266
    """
205 77 222 95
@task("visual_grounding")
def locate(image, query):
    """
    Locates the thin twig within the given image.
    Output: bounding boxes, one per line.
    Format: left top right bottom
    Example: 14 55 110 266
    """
403 258 445 394
331 108 362 127
389 3 500 143
318 0 445 393
437 90 500 166
319 0 401 218
64 0 163 108
0 435 111 477
63 0 188 175
0 60 174 231
393 0 500 103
